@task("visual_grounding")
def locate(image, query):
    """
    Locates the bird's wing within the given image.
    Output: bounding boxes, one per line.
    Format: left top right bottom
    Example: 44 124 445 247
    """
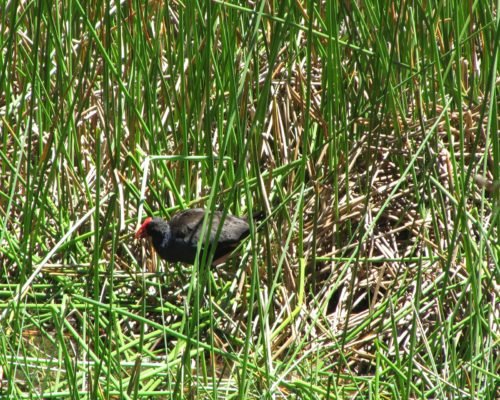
169 209 249 245
168 209 205 244
217 214 250 244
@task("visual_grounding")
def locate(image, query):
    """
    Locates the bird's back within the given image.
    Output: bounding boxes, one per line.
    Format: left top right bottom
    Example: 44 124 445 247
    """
168 209 250 263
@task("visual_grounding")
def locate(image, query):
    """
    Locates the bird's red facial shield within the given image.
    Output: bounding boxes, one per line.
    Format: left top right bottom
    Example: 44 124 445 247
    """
135 217 153 239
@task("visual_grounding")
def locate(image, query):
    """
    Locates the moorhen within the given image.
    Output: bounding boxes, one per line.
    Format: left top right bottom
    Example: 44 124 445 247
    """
136 208 260 265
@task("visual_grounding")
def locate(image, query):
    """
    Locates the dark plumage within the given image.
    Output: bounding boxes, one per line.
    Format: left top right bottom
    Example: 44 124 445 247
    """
136 208 259 265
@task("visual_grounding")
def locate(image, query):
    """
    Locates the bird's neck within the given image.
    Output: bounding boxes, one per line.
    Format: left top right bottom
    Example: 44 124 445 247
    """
152 223 171 250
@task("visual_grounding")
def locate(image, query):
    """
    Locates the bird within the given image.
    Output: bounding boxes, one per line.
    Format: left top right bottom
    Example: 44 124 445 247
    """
135 208 262 265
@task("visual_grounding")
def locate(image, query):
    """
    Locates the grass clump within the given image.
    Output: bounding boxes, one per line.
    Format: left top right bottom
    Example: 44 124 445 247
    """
0 1 498 398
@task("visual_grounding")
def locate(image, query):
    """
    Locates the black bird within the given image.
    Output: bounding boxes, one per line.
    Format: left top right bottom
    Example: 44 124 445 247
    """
135 208 260 265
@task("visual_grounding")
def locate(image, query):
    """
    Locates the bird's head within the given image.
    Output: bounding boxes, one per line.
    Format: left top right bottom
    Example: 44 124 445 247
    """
135 217 171 241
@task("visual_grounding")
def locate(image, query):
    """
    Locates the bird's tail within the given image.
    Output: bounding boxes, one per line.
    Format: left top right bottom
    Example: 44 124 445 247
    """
250 210 266 221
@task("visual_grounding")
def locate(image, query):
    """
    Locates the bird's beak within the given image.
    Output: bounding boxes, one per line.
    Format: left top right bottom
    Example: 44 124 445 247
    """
135 227 146 239
135 217 152 239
